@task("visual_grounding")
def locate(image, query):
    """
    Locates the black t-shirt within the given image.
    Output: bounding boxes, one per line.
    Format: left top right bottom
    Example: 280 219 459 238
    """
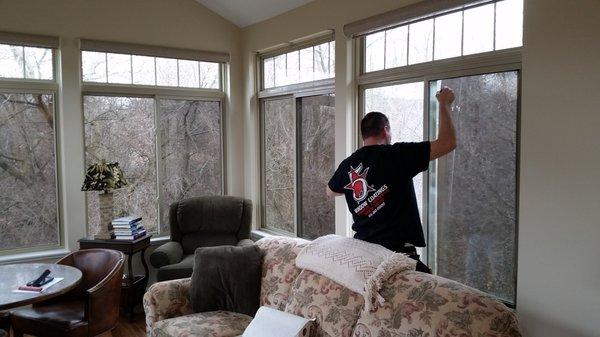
328 142 430 250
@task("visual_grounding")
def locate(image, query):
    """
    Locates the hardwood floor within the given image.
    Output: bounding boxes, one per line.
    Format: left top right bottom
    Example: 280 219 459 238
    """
18 314 147 337
110 314 146 337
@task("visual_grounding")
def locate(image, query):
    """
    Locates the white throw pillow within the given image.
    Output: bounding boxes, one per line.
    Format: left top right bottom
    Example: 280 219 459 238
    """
295 234 416 311
243 306 315 337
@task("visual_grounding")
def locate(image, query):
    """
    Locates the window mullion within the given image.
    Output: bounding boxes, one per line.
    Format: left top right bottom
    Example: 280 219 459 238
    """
295 97 302 238
153 96 163 235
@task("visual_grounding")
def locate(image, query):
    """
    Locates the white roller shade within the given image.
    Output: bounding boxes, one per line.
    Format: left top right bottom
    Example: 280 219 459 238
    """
80 39 230 63
343 0 493 38
0 31 59 49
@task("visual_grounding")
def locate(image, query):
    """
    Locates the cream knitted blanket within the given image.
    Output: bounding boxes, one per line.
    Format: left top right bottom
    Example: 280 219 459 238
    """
295 235 416 312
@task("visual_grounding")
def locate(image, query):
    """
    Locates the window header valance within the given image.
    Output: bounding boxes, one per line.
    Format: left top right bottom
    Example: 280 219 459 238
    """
257 30 334 59
80 39 230 63
343 0 493 38
0 31 59 49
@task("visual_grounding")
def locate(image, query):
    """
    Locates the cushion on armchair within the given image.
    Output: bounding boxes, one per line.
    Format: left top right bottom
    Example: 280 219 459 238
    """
191 245 263 317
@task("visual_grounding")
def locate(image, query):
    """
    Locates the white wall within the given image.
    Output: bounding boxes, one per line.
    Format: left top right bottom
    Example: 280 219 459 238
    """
242 0 600 336
0 0 243 253
517 0 600 336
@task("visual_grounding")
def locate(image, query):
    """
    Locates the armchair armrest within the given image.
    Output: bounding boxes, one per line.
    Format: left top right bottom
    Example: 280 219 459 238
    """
143 278 194 333
150 241 184 268
237 239 254 247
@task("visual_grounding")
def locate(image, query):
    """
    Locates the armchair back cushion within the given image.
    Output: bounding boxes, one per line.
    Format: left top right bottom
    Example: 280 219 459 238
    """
57 248 124 299
170 196 252 254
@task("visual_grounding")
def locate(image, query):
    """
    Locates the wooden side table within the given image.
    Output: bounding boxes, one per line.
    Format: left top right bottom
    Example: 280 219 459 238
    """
78 234 151 320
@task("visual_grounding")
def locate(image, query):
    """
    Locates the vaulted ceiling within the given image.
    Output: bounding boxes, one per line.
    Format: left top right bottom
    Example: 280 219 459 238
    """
195 0 315 27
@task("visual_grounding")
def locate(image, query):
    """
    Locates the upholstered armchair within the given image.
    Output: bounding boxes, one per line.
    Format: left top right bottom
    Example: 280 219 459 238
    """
150 196 253 282
11 249 125 337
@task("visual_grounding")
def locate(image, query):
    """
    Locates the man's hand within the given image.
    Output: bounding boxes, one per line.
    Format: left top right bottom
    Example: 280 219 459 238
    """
436 86 455 107
430 86 457 160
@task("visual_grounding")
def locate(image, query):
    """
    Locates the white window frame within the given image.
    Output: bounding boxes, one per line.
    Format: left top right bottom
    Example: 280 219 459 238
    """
81 49 228 238
0 42 63 257
356 9 521 306
257 36 336 238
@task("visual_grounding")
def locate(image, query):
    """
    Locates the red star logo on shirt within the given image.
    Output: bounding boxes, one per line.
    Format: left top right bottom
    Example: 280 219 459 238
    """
344 163 375 202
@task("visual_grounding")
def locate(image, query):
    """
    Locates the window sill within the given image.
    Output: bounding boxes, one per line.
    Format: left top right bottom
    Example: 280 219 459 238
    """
150 235 170 246
0 248 70 264
251 229 279 241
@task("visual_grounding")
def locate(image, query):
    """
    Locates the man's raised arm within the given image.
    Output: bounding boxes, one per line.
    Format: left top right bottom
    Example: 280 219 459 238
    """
430 86 457 160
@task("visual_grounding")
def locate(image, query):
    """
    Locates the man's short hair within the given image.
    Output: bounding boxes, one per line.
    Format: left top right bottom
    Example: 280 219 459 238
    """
361 111 389 139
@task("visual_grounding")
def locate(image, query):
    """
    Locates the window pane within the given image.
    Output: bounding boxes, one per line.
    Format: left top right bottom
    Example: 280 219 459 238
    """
200 62 220 89
0 45 24 78
132 55 156 85
408 19 434 64
263 97 295 234
463 4 495 55
0 93 58 251
385 26 408 69
263 57 275 89
158 99 222 233
84 96 158 235
329 41 336 77
300 95 335 239
178 60 200 88
24 47 53 80
496 0 523 49
107 53 132 84
274 54 287 87
364 82 425 215
82 51 107 83
299 47 314 83
313 42 329 80
156 57 178 87
287 51 300 85
434 12 463 60
429 71 518 303
365 31 385 72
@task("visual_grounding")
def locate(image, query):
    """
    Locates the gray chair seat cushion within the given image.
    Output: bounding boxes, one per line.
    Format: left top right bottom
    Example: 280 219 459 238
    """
156 254 195 281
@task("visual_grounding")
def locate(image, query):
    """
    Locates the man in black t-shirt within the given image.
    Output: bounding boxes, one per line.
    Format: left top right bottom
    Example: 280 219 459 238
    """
327 87 457 272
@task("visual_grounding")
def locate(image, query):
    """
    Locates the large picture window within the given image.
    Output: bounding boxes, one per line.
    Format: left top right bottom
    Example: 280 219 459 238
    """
358 0 522 304
80 43 225 237
259 37 336 239
0 35 59 254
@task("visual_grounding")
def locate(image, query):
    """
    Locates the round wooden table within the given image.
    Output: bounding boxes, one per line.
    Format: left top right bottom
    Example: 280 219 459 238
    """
0 263 82 310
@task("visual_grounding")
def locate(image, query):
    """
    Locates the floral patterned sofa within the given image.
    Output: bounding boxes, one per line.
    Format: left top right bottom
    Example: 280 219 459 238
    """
144 236 522 337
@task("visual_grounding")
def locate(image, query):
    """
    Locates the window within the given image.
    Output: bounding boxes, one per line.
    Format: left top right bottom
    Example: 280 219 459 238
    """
81 42 225 237
262 94 335 238
81 51 221 89
83 96 158 235
262 41 335 89
358 0 522 304
259 37 335 239
0 44 54 80
158 99 223 233
428 71 518 303
0 37 59 254
363 0 523 73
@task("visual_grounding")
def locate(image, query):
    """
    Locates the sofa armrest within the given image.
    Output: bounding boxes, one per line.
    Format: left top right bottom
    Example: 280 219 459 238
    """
237 239 255 247
143 278 194 333
150 241 184 268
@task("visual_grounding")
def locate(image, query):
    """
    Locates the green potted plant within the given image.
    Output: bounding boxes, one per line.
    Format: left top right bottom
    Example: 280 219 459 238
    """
81 160 128 239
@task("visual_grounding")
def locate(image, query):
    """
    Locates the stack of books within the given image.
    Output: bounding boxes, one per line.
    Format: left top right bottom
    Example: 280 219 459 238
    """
110 216 146 240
